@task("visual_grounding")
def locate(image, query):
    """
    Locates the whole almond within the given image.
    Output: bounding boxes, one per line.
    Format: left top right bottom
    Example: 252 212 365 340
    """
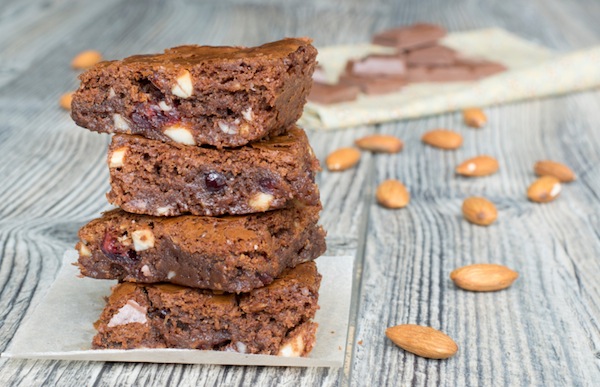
71 50 103 69
421 129 463 150
462 197 497 226
326 147 361 171
450 263 518 292
462 107 487 128
534 160 575 182
355 134 403 153
386 324 458 359
527 176 561 203
455 155 499 177
376 179 410 208
59 92 74 110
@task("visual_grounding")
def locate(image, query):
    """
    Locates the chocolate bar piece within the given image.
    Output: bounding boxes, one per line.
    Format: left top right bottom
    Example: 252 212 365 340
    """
372 23 446 50
345 54 407 76
406 45 457 66
338 74 406 95
308 82 360 104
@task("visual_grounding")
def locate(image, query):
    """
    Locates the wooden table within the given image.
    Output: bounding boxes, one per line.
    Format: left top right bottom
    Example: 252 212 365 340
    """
1 0 600 385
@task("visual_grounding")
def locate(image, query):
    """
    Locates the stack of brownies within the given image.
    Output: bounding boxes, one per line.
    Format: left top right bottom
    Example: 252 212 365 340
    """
70 38 326 356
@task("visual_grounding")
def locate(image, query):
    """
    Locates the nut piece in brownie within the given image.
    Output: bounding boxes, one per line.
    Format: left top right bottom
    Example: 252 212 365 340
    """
76 206 326 293
92 261 321 356
71 38 317 148
107 126 320 217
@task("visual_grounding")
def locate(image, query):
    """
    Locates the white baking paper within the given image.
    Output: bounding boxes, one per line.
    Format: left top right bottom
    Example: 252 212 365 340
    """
1 250 354 367
300 28 600 129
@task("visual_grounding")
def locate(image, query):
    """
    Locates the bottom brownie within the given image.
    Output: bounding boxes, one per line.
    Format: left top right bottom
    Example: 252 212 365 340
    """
92 262 321 356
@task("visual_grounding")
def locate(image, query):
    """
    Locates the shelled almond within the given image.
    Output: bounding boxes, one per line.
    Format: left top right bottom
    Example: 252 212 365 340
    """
376 179 410 208
421 129 463 150
355 134 403 153
455 155 499 177
462 197 497 226
326 147 361 171
386 324 458 359
59 92 74 110
527 176 561 203
71 50 103 69
534 160 575 182
462 108 487 128
450 264 518 292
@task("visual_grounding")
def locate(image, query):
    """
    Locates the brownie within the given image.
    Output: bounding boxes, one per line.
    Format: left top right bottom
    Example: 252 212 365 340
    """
76 206 326 292
71 38 317 148
106 126 321 217
92 261 321 356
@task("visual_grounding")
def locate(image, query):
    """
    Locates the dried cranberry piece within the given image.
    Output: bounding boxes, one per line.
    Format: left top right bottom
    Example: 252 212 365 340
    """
131 102 179 131
258 177 277 194
100 230 138 264
205 172 226 192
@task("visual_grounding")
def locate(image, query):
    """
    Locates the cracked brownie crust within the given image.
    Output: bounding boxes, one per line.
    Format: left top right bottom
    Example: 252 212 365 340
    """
76 206 326 293
92 261 321 356
71 38 317 148
106 126 321 217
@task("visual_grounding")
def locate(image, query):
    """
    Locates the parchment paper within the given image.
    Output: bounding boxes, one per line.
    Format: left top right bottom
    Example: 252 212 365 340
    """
1 250 354 367
300 28 600 130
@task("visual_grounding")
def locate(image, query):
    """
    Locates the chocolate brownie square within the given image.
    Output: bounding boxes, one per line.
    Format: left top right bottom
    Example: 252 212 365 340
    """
92 261 321 356
76 205 326 293
106 126 320 217
71 38 317 148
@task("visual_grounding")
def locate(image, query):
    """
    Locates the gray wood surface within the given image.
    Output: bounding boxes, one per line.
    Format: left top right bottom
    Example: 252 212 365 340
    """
1 0 600 385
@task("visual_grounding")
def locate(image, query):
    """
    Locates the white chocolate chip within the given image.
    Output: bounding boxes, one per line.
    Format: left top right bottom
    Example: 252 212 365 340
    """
131 229 155 251
158 101 172 112
109 147 127 168
241 107 253 122
167 271 176 279
278 333 305 357
155 206 173 216
249 192 273 212
164 125 196 145
218 120 239 135
235 342 248 354
107 300 147 327
78 243 91 257
113 114 130 131
141 265 152 277
171 70 193 98
108 88 116 98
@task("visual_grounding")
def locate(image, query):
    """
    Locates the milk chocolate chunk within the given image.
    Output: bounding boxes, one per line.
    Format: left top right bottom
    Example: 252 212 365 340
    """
346 54 407 76
308 82 360 104
92 262 321 356
372 23 447 50
71 38 317 148
407 65 479 82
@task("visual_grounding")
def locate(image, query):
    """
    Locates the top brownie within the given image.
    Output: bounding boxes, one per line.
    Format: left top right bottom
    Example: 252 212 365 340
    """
71 38 317 148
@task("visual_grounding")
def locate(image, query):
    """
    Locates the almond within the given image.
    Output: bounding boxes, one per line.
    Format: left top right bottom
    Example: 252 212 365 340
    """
421 129 463 150
527 176 561 203
462 197 497 226
71 50 103 69
355 134 403 153
376 179 410 208
326 147 361 171
386 324 458 359
59 92 74 110
455 155 499 177
450 263 518 292
534 160 575 182
462 107 487 128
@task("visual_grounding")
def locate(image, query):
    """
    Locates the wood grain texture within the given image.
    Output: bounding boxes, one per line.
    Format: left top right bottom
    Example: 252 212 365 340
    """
1 0 600 385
